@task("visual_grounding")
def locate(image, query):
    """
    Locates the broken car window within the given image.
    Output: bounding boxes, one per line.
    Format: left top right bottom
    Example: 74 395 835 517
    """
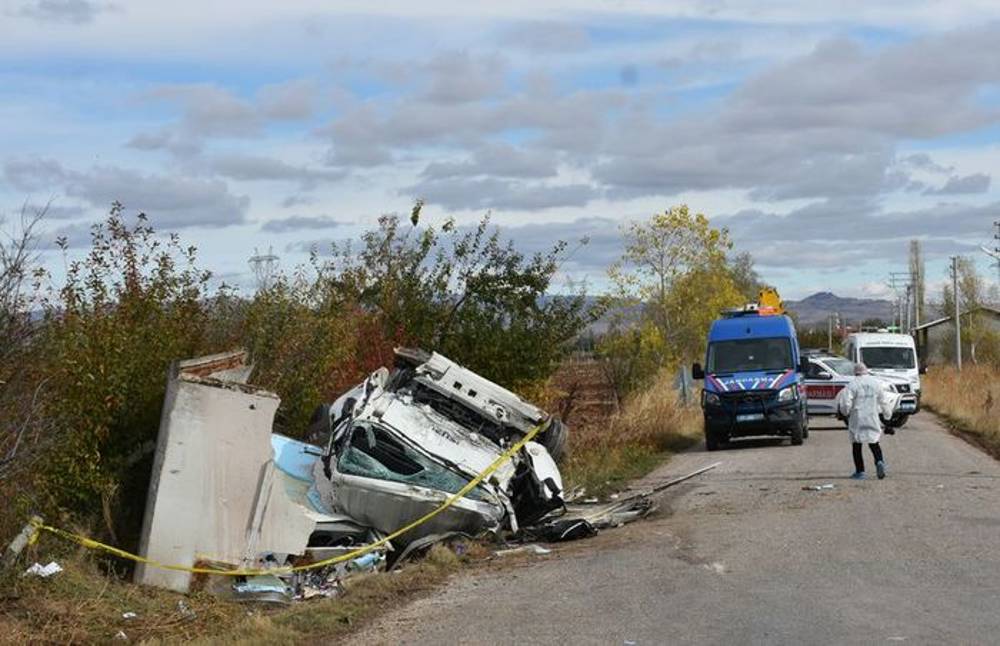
338 424 489 501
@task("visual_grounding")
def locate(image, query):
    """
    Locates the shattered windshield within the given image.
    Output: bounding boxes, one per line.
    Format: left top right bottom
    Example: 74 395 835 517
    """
861 347 915 369
707 337 793 374
338 425 489 501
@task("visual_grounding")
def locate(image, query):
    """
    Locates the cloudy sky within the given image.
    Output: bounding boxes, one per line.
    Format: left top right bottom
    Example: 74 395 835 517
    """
2 0 1000 299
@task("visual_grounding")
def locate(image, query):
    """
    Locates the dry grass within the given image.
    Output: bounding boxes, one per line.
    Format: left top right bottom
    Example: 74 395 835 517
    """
922 365 1000 458
561 368 701 496
0 544 470 644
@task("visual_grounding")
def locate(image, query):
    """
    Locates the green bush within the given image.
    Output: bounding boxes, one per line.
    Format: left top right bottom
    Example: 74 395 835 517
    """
316 211 594 390
35 205 213 535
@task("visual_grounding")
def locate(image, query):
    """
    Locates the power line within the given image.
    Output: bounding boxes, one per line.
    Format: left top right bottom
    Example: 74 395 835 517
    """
249 246 279 292
951 256 962 370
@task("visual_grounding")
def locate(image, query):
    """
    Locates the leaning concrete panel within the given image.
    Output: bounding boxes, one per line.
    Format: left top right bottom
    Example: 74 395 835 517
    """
135 351 310 593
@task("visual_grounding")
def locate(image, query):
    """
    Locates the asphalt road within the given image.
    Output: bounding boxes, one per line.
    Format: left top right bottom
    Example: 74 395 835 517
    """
349 413 1000 645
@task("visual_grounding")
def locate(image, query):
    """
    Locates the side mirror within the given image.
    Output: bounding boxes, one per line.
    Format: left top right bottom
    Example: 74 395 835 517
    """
816 370 833 381
692 362 705 380
919 365 927 375
798 356 810 373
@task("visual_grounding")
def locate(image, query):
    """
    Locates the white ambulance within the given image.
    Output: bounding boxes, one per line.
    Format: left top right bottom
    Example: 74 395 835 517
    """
843 332 922 417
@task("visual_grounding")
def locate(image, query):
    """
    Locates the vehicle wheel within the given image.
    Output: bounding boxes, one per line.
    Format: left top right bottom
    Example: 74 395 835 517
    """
890 414 909 429
802 413 810 439
539 418 568 462
790 421 804 445
705 427 723 451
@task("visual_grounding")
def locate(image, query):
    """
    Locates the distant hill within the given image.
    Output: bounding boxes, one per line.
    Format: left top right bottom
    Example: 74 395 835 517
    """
785 292 893 328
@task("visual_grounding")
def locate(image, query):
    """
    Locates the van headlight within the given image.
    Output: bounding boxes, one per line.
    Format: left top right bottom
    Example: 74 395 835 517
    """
703 391 720 407
777 385 798 402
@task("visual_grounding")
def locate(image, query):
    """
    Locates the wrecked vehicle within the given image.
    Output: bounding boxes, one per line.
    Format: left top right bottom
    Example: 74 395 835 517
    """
136 351 388 594
310 350 568 543
136 348 665 597
312 349 568 460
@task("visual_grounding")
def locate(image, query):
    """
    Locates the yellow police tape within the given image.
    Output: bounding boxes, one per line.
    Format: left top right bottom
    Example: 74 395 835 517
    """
29 423 544 577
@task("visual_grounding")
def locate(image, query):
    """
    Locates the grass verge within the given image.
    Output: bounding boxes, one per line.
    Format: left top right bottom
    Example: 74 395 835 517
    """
0 544 476 644
921 365 1000 460
561 369 702 497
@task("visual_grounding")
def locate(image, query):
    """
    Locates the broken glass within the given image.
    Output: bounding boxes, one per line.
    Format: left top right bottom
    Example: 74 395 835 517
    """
338 425 490 502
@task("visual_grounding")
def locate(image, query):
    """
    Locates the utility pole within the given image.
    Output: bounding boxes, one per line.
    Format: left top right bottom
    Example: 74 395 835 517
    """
905 284 912 332
951 256 962 370
888 271 911 332
827 313 833 353
909 240 924 329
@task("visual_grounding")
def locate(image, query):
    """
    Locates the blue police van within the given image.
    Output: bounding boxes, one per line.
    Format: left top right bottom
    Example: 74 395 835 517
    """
691 304 810 451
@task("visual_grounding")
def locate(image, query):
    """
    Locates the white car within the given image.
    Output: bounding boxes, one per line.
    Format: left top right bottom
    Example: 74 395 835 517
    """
804 354 917 428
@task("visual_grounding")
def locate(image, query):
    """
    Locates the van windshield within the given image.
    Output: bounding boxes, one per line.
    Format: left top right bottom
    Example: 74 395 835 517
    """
707 337 793 374
861 347 915 369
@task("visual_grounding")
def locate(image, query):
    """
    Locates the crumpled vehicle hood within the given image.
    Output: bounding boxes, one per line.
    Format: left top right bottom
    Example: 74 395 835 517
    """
315 385 563 544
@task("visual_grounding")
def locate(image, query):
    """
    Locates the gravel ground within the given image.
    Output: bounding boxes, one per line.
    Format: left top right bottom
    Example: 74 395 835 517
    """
348 413 1000 646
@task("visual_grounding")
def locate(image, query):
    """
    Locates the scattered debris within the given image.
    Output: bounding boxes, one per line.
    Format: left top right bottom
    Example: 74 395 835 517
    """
393 532 471 565
522 518 597 542
802 484 836 491
114 630 128 641
232 574 294 604
23 561 62 578
176 600 196 621
495 544 552 557
703 562 726 574
121 612 137 620
4 515 43 565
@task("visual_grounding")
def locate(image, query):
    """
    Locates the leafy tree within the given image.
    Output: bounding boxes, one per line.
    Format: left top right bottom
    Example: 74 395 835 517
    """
601 206 746 395
316 212 593 388
598 206 748 396
726 251 765 302
940 257 1000 366
0 204 46 484
35 204 213 538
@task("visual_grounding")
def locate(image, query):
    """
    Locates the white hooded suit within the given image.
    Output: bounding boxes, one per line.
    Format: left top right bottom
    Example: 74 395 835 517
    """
837 374 898 444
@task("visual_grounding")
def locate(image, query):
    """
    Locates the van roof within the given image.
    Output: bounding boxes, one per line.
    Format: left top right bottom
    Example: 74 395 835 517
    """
847 332 915 346
709 313 795 342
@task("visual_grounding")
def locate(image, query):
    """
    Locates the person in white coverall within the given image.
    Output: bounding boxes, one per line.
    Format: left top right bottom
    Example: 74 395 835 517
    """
837 363 897 480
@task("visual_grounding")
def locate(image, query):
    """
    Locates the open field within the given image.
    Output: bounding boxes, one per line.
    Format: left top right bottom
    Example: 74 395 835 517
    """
551 357 701 497
922 365 1000 458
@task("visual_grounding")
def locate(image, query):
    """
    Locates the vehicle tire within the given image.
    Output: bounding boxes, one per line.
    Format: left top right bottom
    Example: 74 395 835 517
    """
539 418 568 462
705 426 722 451
889 414 909 429
802 410 810 439
790 421 804 445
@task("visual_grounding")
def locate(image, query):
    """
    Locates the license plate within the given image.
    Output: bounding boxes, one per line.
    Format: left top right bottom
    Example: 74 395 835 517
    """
736 413 764 423
899 402 916 412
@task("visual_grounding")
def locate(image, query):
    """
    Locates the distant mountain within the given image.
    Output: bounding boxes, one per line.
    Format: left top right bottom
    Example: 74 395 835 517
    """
785 291 894 328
